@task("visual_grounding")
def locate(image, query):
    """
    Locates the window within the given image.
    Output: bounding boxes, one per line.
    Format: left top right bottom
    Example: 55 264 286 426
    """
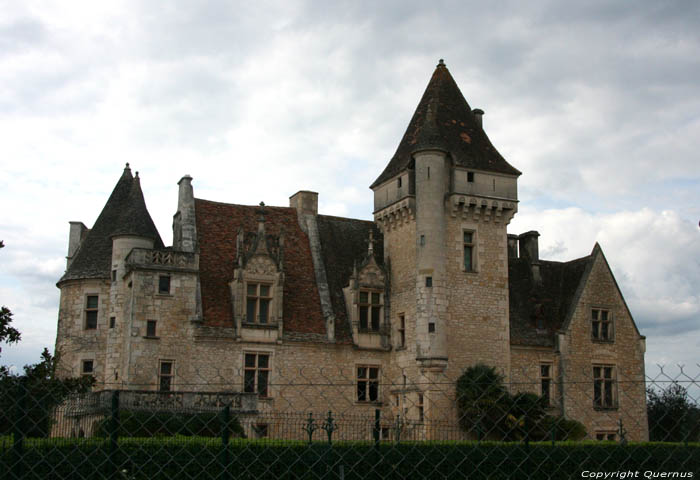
593 365 616 409
467 171 474 183
425 277 432 287
159 361 173 392
81 360 94 377
244 353 270 397
246 283 271 323
109 317 116 329
357 366 380 402
541 364 552 406
85 295 98 330
463 231 475 272
592 309 613 341
359 290 382 331
146 320 157 337
428 322 435 333
253 424 269 438
417 393 424 422
398 315 405 348
397 177 402 188
111 270 117 281
158 275 171 294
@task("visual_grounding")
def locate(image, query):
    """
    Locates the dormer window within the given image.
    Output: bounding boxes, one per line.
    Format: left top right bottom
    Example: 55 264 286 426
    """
246 283 271 324
359 290 382 331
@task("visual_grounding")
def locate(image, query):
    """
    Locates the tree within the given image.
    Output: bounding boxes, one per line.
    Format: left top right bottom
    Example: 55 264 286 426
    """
0 241 22 360
456 364 587 441
647 382 700 442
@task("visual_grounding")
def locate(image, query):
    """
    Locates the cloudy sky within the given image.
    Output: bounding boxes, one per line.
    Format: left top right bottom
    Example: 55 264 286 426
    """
1 0 698 385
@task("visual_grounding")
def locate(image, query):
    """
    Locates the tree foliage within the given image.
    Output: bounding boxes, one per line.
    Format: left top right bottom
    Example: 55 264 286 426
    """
456 363 586 441
647 382 700 442
0 240 22 367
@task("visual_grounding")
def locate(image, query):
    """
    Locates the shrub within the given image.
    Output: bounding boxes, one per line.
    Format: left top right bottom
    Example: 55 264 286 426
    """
94 410 245 438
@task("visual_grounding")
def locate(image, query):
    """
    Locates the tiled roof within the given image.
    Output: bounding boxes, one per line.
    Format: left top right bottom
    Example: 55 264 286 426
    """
59 165 164 283
371 60 520 188
195 199 327 337
316 215 384 343
508 255 592 347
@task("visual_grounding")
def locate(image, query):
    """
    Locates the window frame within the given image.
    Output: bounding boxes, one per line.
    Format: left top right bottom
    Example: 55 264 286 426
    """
146 320 157 338
158 275 171 295
540 363 553 407
356 365 380 403
85 295 98 330
358 289 383 332
397 315 406 349
246 283 273 324
463 230 476 272
591 308 614 342
593 364 617 410
81 359 94 377
159 360 174 392
244 352 272 398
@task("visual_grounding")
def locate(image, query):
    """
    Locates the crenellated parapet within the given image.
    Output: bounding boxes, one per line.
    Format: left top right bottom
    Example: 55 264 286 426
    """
373 196 416 232
449 195 518 225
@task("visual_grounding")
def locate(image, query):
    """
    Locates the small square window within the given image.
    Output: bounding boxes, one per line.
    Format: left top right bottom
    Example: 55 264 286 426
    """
397 177 402 188
158 276 171 294
111 270 117 281
425 277 432 288
82 360 94 376
467 171 474 182
146 320 157 337
109 317 116 329
428 322 435 333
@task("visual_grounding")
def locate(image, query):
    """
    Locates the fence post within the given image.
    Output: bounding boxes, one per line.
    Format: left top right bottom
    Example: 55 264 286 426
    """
109 390 120 479
220 403 231 480
11 378 27 480
373 409 380 450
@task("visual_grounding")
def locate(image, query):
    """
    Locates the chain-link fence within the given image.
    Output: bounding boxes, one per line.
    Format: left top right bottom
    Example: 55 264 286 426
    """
1 365 698 479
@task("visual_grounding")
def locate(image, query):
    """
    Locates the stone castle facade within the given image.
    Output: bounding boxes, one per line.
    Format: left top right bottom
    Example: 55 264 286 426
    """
55 60 648 441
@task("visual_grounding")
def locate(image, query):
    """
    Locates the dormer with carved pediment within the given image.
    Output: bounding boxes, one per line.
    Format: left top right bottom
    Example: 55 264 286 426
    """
343 230 390 350
230 203 285 343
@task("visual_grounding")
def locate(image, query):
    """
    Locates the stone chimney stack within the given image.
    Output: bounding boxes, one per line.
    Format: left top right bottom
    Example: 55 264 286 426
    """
518 231 540 262
174 175 197 253
289 191 318 216
472 108 484 128
507 234 519 259
67 221 88 267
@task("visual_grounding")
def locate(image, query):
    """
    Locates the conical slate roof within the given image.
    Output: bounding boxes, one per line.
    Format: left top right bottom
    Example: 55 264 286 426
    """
371 60 520 188
59 164 164 282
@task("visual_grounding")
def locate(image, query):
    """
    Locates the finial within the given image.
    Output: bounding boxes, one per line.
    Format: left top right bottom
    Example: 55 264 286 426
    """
256 201 267 223
135 171 139 178
368 229 374 256
437 59 445 67
125 162 130 169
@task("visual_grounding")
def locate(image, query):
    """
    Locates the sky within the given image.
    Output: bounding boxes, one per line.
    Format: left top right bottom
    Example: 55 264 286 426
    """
1 0 698 389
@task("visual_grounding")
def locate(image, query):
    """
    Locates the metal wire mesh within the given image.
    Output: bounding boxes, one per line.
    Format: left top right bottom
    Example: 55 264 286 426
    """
1 365 698 479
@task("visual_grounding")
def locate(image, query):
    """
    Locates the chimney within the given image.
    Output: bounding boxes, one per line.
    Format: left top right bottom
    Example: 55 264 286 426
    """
289 191 318 216
507 234 519 259
518 231 540 262
67 221 88 267
174 175 197 252
472 108 484 128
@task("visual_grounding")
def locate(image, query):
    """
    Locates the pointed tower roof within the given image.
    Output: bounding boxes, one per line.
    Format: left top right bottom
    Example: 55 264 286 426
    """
60 164 164 282
371 60 520 188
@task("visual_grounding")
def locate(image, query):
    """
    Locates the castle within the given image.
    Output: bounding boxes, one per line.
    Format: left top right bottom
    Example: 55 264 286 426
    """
55 60 648 441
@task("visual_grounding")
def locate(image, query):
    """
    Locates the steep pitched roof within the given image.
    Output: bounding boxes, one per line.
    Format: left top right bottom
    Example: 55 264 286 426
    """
316 215 384 343
509 255 592 347
371 60 520 188
60 165 164 283
195 199 328 338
